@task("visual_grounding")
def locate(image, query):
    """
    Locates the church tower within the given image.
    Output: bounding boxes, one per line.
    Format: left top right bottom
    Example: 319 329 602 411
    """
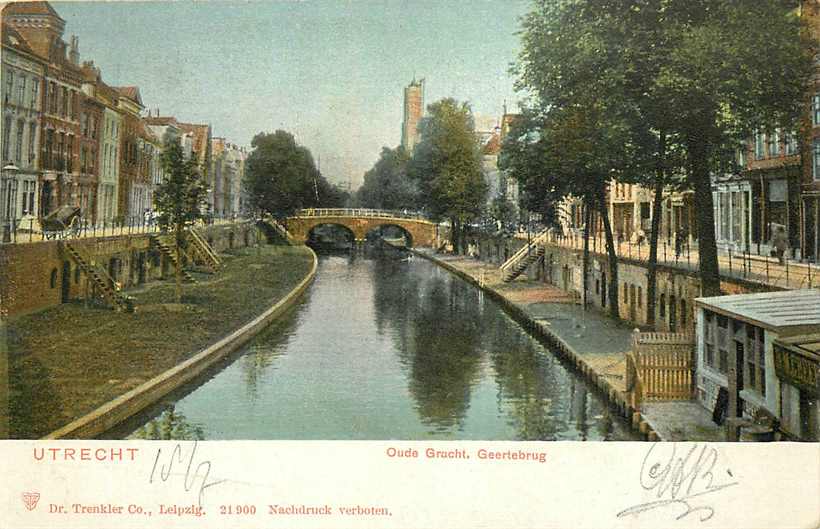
401 77 424 153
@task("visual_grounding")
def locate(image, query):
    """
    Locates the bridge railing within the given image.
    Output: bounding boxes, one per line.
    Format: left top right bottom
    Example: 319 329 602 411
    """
293 208 429 221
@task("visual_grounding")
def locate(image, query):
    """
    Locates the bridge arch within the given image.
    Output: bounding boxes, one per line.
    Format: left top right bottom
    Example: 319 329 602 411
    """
307 223 356 244
365 224 414 247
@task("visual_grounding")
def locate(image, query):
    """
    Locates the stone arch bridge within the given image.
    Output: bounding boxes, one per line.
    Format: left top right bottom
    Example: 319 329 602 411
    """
285 209 437 247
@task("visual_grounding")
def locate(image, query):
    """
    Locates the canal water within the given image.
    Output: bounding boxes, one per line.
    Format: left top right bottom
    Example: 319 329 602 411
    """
128 251 639 441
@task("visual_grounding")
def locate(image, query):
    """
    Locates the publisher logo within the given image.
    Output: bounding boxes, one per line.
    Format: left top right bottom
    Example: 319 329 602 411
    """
22 492 40 511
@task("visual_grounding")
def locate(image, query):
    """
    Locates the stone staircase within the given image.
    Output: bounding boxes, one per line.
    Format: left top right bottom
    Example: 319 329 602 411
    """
262 216 294 245
63 242 134 312
502 246 545 282
499 228 551 283
187 228 222 272
150 234 197 283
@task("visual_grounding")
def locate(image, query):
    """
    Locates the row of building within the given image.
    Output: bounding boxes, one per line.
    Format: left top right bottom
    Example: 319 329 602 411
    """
0 1 248 235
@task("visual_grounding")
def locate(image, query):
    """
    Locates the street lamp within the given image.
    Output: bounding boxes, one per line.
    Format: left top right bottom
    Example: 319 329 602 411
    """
2 163 20 243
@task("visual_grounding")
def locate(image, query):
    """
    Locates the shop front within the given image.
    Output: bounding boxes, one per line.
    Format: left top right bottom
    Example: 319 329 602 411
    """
694 289 820 440
772 334 819 441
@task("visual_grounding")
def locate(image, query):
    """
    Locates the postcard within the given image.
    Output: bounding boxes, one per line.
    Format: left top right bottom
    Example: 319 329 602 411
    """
0 1 818 528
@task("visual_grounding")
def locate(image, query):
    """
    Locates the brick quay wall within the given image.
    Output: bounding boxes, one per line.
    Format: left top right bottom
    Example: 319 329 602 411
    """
472 235 774 334
0 222 261 318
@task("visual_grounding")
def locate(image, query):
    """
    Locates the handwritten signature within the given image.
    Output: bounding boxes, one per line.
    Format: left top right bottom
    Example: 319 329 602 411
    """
149 440 226 507
617 443 739 522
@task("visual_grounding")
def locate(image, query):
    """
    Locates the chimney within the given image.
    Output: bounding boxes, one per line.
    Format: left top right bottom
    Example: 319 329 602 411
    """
69 35 80 66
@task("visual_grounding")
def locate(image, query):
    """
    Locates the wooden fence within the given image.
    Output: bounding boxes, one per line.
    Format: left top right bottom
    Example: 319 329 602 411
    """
626 331 695 410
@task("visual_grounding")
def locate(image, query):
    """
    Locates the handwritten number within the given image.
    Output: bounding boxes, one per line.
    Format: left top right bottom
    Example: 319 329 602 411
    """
148 441 226 507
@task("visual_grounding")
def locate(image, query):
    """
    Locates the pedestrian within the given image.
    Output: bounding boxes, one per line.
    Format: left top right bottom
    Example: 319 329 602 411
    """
675 229 685 258
772 225 789 265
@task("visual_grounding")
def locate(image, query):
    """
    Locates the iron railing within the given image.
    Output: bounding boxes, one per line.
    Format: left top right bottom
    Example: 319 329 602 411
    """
293 208 429 220
0 214 248 245
537 230 820 291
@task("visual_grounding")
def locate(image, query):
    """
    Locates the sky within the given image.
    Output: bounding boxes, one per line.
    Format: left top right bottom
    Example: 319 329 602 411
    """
54 0 531 188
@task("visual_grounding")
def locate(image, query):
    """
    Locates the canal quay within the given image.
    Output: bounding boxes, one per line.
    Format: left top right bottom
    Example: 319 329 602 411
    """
3 215 814 443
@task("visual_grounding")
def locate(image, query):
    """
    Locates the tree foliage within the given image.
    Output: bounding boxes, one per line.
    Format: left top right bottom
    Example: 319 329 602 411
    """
154 136 207 303
356 147 418 209
244 130 344 218
154 137 206 233
514 0 814 297
408 98 488 251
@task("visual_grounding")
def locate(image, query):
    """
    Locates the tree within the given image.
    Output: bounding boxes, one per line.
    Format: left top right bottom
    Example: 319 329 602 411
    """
518 0 813 298
315 179 351 208
408 98 488 253
357 147 418 209
245 131 320 218
154 136 207 304
502 101 631 319
489 195 517 234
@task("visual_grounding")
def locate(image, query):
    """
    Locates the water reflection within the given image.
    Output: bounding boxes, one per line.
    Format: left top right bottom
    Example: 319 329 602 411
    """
132 406 204 440
128 252 638 440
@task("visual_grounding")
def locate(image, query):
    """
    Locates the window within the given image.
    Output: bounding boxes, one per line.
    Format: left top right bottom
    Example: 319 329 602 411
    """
30 80 38 110
15 120 24 163
27 122 36 164
21 180 35 215
17 76 26 105
717 315 729 374
637 286 642 308
755 131 766 159
5 69 13 104
80 114 88 136
49 82 57 114
56 133 64 171
814 93 820 125
680 299 687 326
44 129 54 170
623 282 628 300
737 146 746 168
66 136 74 173
61 87 68 117
768 130 781 157
50 268 58 288
704 311 715 368
786 131 798 155
815 140 820 181
660 294 666 318
743 324 766 396
2 115 12 161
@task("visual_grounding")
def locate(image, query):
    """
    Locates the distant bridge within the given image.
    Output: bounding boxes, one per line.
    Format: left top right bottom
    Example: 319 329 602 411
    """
285 208 437 247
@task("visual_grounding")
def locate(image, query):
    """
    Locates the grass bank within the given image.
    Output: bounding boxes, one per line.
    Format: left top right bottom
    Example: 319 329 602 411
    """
5 245 314 438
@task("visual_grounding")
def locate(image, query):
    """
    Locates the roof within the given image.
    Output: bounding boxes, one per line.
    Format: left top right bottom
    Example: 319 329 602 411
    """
774 333 820 359
1 23 38 57
695 289 820 331
482 133 501 155
178 122 210 161
113 86 143 106
144 116 179 127
2 1 64 21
